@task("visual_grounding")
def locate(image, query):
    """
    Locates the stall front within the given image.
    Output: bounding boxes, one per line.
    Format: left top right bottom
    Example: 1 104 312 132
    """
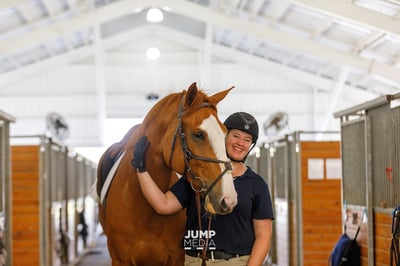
11 136 98 266
0 110 16 266
334 93 400 266
250 131 342 266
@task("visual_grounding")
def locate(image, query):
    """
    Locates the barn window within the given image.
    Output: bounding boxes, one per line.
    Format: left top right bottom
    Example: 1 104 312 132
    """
326 158 342 179
307 158 342 180
308 159 324 180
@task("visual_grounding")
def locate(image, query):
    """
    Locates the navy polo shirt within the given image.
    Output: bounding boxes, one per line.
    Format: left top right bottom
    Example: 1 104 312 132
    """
170 167 274 254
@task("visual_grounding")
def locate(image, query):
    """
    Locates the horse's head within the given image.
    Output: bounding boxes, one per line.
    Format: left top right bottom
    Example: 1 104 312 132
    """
159 83 237 215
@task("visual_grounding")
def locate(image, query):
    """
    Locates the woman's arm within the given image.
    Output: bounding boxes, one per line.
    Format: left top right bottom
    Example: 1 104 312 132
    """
247 219 273 266
133 135 183 215
136 171 183 215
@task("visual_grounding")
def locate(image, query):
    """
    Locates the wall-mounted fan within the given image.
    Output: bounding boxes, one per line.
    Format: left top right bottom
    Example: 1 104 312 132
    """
263 111 289 138
46 112 70 142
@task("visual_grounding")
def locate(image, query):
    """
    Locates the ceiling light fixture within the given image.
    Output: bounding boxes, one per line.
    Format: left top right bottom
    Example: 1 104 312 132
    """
146 47 160 60
146 8 164 22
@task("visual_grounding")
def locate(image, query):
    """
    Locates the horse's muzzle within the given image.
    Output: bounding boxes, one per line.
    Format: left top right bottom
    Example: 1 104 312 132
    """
204 194 237 215
222 196 237 212
219 195 237 214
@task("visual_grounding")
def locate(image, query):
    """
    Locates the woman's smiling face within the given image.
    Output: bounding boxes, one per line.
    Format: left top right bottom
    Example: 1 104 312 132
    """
225 129 253 162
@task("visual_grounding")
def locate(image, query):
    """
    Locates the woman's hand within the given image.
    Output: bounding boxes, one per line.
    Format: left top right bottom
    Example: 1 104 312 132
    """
132 135 150 172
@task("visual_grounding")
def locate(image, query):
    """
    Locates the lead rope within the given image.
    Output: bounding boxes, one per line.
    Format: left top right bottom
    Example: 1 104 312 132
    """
195 190 213 266
195 191 207 265
204 214 213 264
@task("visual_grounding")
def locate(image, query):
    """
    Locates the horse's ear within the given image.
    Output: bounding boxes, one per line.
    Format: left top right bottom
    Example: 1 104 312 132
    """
185 82 198 106
209 86 234 106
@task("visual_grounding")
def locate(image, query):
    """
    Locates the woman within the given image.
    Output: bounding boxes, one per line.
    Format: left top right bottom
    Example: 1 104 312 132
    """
133 112 274 266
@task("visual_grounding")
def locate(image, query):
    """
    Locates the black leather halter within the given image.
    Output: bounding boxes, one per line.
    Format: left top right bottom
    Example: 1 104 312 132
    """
168 94 232 197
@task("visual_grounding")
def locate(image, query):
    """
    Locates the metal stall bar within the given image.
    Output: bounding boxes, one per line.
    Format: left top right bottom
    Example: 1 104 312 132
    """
333 95 393 119
40 136 56 266
67 153 77 262
0 111 15 266
292 132 302 266
258 144 277 264
42 137 70 266
75 154 85 256
269 135 291 266
48 140 70 266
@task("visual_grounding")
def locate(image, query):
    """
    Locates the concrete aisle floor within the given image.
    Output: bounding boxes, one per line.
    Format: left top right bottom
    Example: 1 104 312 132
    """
75 234 111 266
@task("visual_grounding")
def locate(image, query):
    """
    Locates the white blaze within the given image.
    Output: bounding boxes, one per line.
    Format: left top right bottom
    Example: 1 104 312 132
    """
199 115 237 206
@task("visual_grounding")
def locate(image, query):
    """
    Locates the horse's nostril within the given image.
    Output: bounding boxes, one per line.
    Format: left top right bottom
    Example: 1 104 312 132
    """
221 198 228 211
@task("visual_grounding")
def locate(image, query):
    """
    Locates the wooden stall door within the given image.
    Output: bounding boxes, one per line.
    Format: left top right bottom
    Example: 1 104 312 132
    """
301 141 342 265
11 145 40 265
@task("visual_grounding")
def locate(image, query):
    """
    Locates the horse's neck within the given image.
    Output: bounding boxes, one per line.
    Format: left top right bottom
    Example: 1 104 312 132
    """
147 148 174 192
168 171 180 188
141 93 183 190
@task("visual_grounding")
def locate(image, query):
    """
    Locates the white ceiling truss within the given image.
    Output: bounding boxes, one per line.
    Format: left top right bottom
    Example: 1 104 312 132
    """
0 0 400 147
0 0 399 93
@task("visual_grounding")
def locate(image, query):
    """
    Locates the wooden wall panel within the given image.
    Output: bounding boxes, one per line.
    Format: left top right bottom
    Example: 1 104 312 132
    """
11 145 40 266
373 211 392 266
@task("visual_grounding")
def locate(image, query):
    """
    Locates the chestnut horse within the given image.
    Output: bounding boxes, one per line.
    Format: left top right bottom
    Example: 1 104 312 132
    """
95 83 237 265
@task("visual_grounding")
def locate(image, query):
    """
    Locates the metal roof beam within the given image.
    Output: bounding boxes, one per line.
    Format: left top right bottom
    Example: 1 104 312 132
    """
0 0 399 87
288 0 400 35
0 24 351 94
163 0 400 86
0 0 23 10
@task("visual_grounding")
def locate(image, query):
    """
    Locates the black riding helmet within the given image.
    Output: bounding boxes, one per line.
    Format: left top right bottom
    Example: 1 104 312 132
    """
224 112 259 144
224 112 259 162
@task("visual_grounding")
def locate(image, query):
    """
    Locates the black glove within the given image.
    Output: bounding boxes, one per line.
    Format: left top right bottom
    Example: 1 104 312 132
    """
132 135 150 173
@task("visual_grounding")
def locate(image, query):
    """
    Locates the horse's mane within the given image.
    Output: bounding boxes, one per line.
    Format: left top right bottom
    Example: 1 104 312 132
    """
143 91 182 125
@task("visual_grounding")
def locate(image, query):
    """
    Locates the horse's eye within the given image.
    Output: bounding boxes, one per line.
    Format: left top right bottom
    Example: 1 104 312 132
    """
192 131 205 141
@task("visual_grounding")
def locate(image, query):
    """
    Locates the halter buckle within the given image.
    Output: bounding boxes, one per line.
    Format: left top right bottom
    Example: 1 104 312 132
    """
190 176 207 192
185 150 192 160
225 161 232 171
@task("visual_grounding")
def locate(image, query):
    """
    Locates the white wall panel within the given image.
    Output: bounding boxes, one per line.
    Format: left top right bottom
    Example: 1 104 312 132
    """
0 56 374 149
1 66 96 96
9 117 101 147
0 96 97 118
